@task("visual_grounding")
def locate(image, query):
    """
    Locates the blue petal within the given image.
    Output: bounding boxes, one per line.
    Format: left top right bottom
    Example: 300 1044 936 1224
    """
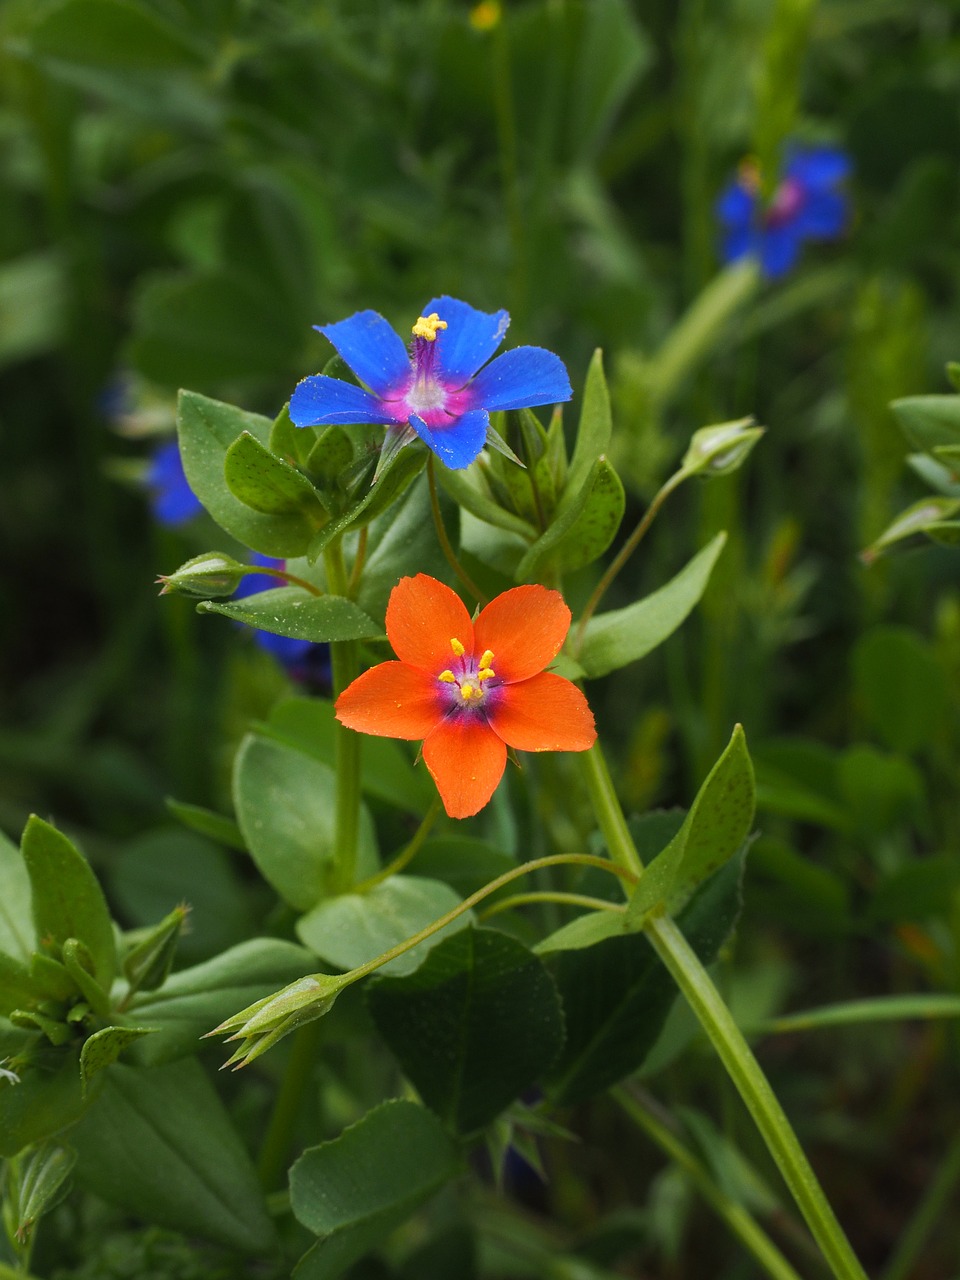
289 375 399 427
794 189 848 240
147 441 203 526
785 146 850 190
316 310 411 397
421 296 510 386
715 181 755 228
719 223 755 266
254 631 316 664
467 346 572 414
410 409 489 470
759 224 802 279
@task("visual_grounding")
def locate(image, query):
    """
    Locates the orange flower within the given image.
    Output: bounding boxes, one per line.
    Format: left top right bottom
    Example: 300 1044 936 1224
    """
335 574 596 818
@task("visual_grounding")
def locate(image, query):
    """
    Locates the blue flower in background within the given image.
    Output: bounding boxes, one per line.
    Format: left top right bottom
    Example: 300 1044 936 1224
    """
235 555 330 685
716 145 850 279
146 440 204 527
289 296 572 470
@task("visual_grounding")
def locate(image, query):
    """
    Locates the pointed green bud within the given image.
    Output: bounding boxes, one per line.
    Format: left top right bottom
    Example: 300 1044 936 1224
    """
157 552 247 598
682 418 765 477
122 904 188 994
207 973 349 1069
61 940 112 1019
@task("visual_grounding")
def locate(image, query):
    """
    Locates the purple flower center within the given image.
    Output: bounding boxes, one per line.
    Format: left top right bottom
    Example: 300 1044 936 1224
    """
765 176 806 229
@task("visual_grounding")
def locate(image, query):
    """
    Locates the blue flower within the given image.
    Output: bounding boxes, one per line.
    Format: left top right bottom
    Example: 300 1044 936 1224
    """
716 145 850 279
288 296 572 470
235 555 330 684
146 440 204 527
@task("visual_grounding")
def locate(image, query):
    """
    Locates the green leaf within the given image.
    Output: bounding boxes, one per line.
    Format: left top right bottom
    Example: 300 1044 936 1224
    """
127 938 315 1066
0 1049 91 1159
520 456 625 578
891 394 960 453
199 588 381 643
411 837 516 899
546 852 745 1105
290 1100 459 1280
71 1060 274 1253
79 1026 154 1092
177 390 315 556
367 927 565 1135
862 496 960 561
436 465 538 539
570 349 613 479
0 952 43 1017
306 446 425 562
12 1143 77 1246
233 734 378 911
272 403 319 471
0 828 34 962
0 251 65 369
355 474 452 624
27 0 202 69
296 877 470 977
757 994 960 1036
20 817 116 990
262 696 433 816
625 726 755 924
224 431 329 521
535 909 627 955
568 0 652 160
868 855 960 925
165 799 246 851
852 625 949 754
578 533 727 678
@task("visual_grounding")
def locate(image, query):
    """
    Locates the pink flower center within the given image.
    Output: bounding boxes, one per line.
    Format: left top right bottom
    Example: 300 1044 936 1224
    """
437 638 499 713
765 176 805 228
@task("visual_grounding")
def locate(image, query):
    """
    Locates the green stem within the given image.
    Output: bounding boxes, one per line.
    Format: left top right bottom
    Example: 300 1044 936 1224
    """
477 891 624 922
247 565 323 597
346 852 638 984
354 798 442 892
612 1085 806 1280
324 541 361 891
580 745 868 1280
427 456 488 606
256 1018 324 1191
574 467 689 652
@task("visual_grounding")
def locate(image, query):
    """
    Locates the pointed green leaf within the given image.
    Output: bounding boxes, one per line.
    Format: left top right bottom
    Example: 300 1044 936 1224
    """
199 588 381 642
862 496 960 562
224 431 329 520
177 390 315 556
367 927 565 1134
290 1100 459 1280
578 533 727 678
79 1026 155 1092
71 1060 274 1253
626 726 755 924
306 446 425 562
520 456 625 578
13 1143 77 1246
0 828 33 962
891 394 960 453
436 465 537 538
20 817 116 990
165 799 246 851
0 953 40 1018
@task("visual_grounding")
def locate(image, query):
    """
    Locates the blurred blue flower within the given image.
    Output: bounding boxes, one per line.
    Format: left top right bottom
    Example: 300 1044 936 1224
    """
235 555 330 685
146 440 203 527
716 146 850 279
289 296 572 470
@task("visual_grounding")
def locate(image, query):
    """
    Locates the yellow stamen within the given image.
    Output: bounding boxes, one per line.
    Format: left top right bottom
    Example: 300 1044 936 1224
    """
438 670 456 683
478 668 495 682
738 155 762 194
412 313 448 342
469 0 501 32
479 650 494 668
450 637 465 656
460 682 480 700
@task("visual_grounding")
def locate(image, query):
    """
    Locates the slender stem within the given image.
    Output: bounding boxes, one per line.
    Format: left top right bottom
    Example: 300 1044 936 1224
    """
477 891 624 922
354 798 442 893
256 1018 324 1191
427 456 488 606
345 852 638 984
247 565 323 597
324 541 361 891
880 1131 960 1280
580 746 868 1280
347 526 368 598
574 467 688 653
613 1085 806 1280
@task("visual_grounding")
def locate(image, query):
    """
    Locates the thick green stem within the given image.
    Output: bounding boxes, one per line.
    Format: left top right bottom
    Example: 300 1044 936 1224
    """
579 745 868 1280
325 541 361 892
613 1085 806 1280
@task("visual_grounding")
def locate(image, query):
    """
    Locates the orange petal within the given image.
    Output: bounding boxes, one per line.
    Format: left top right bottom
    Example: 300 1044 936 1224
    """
335 662 441 740
490 673 596 752
422 716 507 819
473 584 571 683
386 574 475 673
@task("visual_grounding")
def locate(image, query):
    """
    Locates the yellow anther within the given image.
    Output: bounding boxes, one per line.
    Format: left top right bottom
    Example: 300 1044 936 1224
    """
438 670 456 683
460 682 480 701
477 668 495 682
738 155 762 194
450 637 465 656
412 313 448 342
479 650 495 668
469 0 501 31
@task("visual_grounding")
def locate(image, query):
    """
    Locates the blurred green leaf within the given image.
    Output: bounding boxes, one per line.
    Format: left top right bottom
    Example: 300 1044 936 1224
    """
578 533 727 678
20 817 116 991
852 625 949 754
165 799 246 852
26 0 203 69
891 394 960 453
0 252 65 369
838 745 925 837
0 829 34 963
868 855 960 925
71 1059 274 1253
290 1100 459 1280
296 876 470 977
0 1049 90 1159
11 1142 77 1246
568 0 652 161
0 953 40 1018
367 927 565 1134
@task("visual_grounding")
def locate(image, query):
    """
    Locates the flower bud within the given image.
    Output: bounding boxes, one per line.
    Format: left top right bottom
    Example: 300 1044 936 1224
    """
682 418 765 477
208 973 349 1069
157 553 247 598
